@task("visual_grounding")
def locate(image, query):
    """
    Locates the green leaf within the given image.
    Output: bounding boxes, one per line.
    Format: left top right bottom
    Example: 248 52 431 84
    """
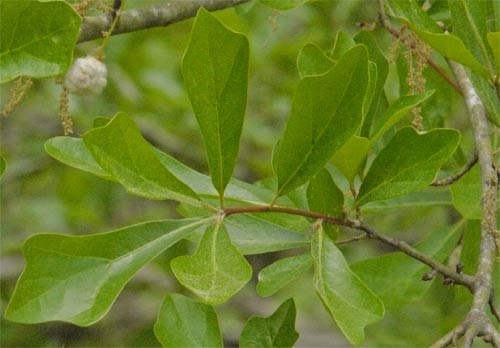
360 187 452 214
154 293 222 348
356 127 460 207
312 226 384 344
364 62 378 119
275 45 368 196
240 298 299 348
297 43 334 78
460 220 480 274
386 0 489 79
353 31 389 138
0 154 6 178
332 135 370 183
487 32 500 74
256 254 312 297
0 0 81 83
5 218 209 326
306 169 344 217
171 223 252 305
45 136 113 181
330 32 356 61
369 90 436 146
182 8 249 198
352 221 463 308
448 0 493 76
450 164 481 219
259 0 308 10
83 112 201 207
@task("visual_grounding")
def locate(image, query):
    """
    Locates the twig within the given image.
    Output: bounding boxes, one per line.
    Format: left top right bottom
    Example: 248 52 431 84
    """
430 324 465 347
223 205 475 288
335 233 367 245
377 2 462 94
77 0 250 43
431 152 479 186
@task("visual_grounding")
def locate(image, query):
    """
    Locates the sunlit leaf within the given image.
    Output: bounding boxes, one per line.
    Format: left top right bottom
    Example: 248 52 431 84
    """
312 226 384 344
182 8 249 198
171 223 252 305
5 219 210 326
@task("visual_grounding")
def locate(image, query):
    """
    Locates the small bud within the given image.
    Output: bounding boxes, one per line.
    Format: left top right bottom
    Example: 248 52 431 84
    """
65 56 107 95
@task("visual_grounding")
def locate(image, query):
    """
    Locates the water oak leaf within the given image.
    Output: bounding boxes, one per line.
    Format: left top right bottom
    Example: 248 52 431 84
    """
182 8 249 198
297 43 334 78
312 227 384 344
331 135 370 183
240 298 299 348
356 127 460 207
83 112 201 207
5 219 209 326
171 224 252 305
0 0 81 82
257 254 312 297
154 293 222 348
275 45 368 196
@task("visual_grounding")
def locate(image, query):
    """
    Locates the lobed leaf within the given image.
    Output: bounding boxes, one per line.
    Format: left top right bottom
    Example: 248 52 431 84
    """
182 8 249 199
275 45 368 196
331 135 370 184
83 112 201 207
312 226 384 344
154 293 222 348
171 223 252 305
0 0 81 82
256 254 312 297
239 298 299 348
356 127 460 207
5 219 209 326
297 43 334 78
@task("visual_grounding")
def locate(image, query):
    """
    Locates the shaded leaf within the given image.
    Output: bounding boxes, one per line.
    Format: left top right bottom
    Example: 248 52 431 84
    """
171 223 252 305
5 219 209 326
0 154 6 178
297 43 334 78
0 0 81 82
306 169 344 217
356 127 460 207
312 226 384 344
257 254 312 297
154 293 222 348
330 32 355 61
260 0 308 10
240 298 299 348
332 135 370 183
275 45 368 196
352 221 463 308
83 112 201 207
369 90 435 146
450 164 481 219
354 31 389 138
182 8 249 198
488 32 500 74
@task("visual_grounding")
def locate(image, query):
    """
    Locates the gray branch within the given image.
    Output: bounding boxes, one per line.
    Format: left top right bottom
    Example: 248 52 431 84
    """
78 0 250 43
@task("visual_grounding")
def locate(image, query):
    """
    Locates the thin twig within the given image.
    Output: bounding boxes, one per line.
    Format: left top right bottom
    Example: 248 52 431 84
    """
431 152 478 186
335 233 367 245
429 324 465 347
223 205 475 288
78 0 250 43
377 2 462 94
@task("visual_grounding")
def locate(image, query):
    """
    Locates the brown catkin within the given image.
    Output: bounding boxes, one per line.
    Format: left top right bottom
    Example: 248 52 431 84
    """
1 77 33 118
59 85 74 136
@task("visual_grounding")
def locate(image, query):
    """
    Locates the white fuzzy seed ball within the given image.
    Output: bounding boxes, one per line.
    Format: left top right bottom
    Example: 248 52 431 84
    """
65 56 107 95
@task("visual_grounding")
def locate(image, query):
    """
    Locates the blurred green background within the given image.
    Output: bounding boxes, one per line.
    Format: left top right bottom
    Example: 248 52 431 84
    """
0 0 486 346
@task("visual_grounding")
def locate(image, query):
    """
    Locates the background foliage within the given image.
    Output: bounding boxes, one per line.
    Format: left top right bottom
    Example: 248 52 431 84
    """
0 0 497 346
